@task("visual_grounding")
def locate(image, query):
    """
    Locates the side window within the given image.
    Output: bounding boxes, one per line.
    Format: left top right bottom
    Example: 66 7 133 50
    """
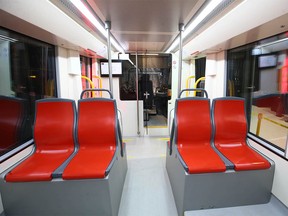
0 28 57 158
227 33 288 156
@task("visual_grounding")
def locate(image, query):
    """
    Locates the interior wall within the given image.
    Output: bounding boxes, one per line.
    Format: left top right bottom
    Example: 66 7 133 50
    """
56 47 82 101
205 51 226 99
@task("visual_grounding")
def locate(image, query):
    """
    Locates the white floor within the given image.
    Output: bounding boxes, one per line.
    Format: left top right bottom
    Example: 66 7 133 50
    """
118 137 178 216
118 136 288 216
1 136 287 216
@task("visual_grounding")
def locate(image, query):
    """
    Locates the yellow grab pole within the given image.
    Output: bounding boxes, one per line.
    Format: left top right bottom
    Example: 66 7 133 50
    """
256 113 263 136
185 75 195 97
92 75 103 97
193 77 206 96
81 75 95 97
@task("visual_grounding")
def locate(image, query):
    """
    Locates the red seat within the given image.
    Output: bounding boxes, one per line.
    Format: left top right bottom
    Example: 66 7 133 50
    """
176 98 226 174
0 96 25 151
62 99 117 180
5 99 76 182
212 98 271 171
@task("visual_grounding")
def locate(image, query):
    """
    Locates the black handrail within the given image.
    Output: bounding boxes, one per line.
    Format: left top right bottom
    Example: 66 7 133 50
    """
80 89 113 99
178 88 208 98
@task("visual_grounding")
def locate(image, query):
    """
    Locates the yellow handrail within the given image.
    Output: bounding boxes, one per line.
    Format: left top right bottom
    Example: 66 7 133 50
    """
92 75 103 97
81 75 96 97
185 75 195 97
193 77 206 96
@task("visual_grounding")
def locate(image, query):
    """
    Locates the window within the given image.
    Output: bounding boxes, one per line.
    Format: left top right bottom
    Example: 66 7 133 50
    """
0 28 57 158
227 32 288 156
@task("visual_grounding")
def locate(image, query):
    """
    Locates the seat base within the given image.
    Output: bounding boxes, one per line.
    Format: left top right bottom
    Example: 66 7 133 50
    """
166 143 275 216
0 149 127 216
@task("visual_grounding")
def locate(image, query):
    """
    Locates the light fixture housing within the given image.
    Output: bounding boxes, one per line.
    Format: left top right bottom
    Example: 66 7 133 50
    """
165 0 224 53
69 0 125 53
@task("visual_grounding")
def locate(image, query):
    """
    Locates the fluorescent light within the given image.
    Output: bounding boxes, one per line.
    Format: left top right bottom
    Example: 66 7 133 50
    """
69 0 106 36
111 37 125 54
0 35 18 43
69 0 125 53
166 37 180 53
165 0 224 53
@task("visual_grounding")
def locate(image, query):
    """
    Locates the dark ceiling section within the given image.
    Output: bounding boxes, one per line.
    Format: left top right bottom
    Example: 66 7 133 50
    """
87 0 204 52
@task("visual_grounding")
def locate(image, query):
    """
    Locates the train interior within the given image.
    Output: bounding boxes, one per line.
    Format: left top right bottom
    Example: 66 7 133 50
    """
0 0 288 215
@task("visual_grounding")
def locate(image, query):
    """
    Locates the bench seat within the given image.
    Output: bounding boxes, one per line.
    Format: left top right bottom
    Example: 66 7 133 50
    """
6 151 74 182
174 98 226 174
62 98 119 180
166 94 274 215
178 145 226 173
0 95 128 216
63 146 116 179
212 97 271 171
5 99 76 182
216 142 271 171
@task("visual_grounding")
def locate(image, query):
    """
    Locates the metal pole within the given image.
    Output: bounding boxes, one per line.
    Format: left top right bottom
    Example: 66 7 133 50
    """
136 52 140 136
285 134 288 159
178 23 184 97
105 21 113 96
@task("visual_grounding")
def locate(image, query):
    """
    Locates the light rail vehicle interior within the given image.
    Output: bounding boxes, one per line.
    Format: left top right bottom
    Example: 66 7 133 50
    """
0 0 288 215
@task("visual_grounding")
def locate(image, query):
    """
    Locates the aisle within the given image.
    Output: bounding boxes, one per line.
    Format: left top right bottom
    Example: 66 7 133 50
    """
118 137 178 216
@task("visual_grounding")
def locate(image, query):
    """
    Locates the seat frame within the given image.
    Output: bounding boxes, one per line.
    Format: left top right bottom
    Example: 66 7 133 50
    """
0 98 127 216
166 97 275 216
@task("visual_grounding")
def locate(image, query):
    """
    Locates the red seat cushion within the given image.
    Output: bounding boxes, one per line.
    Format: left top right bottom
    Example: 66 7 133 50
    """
62 146 116 179
5 99 76 182
213 98 270 171
62 99 117 180
176 99 226 174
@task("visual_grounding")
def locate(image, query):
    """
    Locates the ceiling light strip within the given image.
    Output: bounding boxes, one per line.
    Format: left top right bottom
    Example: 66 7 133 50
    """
165 0 224 53
69 0 125 53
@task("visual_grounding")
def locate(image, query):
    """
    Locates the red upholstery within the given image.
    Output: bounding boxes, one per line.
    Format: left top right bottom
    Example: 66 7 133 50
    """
5 99 76 182
176 99 226 174
0 96 24 151
62 99 117 180
213 98 270 171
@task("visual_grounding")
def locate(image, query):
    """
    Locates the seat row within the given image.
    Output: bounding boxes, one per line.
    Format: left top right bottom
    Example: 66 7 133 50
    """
166 95 275 215
169 96 271 174
0 97 127 216
5 98 125 182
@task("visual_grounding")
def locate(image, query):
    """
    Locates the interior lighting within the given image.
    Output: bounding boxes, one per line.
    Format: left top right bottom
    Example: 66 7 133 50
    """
165 0 224 53
69 0 125 53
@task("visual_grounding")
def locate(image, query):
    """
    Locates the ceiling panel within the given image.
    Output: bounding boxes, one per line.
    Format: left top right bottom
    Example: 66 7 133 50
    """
87 0 205 52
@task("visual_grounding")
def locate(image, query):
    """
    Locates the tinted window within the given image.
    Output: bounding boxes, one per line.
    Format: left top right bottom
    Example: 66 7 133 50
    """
0 28 57 157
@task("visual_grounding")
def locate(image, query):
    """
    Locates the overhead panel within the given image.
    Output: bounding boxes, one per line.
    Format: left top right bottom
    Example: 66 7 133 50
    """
87 0 205 52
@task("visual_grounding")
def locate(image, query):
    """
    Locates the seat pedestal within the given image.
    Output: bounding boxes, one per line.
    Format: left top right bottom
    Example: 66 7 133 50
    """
166 144 275 216
0 151 127 216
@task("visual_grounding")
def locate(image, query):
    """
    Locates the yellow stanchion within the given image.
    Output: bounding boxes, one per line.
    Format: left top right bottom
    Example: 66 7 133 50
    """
256 113 263 136
185 75 195 97
193 77 206 96
92 75 103 97
81 75 95 97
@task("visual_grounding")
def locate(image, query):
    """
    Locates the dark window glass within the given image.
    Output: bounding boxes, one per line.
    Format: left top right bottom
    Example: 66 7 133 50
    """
0 28 57 157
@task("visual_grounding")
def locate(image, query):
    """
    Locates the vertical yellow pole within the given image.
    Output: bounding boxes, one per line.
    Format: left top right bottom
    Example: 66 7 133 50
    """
81 75 95 97
193 77 206 96
256 113 263 136
185 75 195 97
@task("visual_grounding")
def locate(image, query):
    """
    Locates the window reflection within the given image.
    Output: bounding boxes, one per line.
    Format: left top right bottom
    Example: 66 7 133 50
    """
0 28 57 157
227 32 288 153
